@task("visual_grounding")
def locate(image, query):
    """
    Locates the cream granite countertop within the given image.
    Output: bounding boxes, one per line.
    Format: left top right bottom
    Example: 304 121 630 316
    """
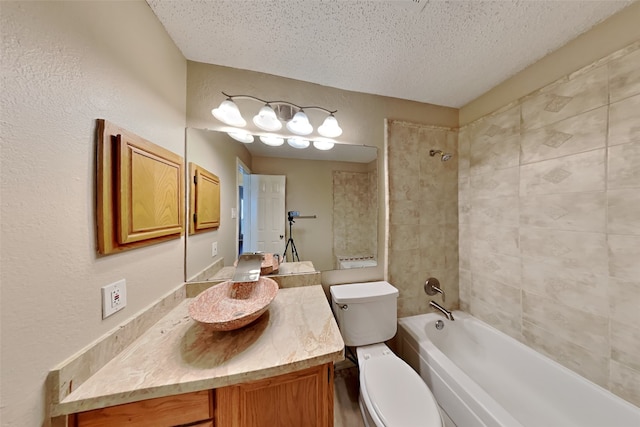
52 285 344 416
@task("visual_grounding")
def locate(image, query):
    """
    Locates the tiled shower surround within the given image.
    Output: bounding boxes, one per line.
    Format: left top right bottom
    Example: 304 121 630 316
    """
459 43 640 406
387 120 459 317
333 169 378 268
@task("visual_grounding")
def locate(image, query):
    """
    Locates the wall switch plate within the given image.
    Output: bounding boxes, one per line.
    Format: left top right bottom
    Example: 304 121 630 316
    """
231 207 237 219
102 279 127 319
212 241 218 257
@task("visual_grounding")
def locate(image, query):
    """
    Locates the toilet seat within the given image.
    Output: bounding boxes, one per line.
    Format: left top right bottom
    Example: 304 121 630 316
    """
361 353 442 427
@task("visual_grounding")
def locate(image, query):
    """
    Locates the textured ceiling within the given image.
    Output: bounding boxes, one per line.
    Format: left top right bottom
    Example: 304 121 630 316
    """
147 0 632 108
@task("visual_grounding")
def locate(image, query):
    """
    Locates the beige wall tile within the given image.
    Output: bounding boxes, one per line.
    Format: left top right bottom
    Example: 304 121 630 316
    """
609 361 640 407
390 199 420 225
444 223 459 270
458 126 471 177
459 268 471 310
522 65 608 131
469 298 522 340
608 188 640 235
522 292 609 354
469 195 520 226
418 197 445 225
519 149 605 196
608 94 640 146
608 141 640 190
520 227 608 275
609 277 640 329
462 41 640 408
611 320 640 372
419 224 445 270
470 273 521 315
472 104 520 141
609 48 640 103
521 257 609 317
459 222 471 271
389 122 459 313
609 234 640 280
522 320 609 387
470 134 520 176
469 247 520 285
520 191 606 232
470 166 519 199
389 224 420 251
469 223 519 257
520 106 607 164
389 171 420 201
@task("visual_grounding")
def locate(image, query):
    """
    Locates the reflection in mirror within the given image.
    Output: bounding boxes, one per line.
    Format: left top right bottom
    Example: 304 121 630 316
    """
185 128 378 282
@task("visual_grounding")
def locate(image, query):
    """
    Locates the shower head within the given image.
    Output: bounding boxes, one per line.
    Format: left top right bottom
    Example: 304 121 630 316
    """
429 149 453 162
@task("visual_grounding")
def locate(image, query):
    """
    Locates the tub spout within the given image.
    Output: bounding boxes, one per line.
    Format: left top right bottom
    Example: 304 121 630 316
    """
429 300 454 321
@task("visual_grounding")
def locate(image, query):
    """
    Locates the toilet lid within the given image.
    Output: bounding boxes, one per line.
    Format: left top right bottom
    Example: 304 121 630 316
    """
362 355 442 427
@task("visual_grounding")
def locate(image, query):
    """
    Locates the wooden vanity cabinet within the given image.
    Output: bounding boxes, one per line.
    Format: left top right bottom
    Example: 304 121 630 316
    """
71 363 334 427
216 363 334 427
70 390 213 427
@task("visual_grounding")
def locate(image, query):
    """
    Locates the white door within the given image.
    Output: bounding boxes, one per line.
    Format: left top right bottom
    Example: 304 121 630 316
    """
247 174 286 255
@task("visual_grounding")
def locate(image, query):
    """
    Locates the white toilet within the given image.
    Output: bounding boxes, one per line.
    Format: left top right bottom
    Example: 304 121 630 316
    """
331 281 443 427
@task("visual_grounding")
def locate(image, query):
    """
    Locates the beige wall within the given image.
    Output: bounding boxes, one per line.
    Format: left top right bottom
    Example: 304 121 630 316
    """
458 43 640 405
0 2 186 425
186 61 458 284
387 121 459 317
185 129 252 280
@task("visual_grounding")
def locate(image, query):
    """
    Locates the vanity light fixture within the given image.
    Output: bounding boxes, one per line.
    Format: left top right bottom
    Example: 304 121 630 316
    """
211 98 246 127
253 104 282 131
287 137 310 149
259 135 284 146
286 110 313 135
227 130 254 144
317 114 343 138
211 92 342 146
313 139 335 151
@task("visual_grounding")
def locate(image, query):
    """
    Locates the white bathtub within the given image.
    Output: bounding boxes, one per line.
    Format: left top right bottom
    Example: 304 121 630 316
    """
398 311 640 427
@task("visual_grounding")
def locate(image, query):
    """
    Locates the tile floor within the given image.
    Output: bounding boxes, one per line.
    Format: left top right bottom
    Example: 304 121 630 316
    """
334 365 365 427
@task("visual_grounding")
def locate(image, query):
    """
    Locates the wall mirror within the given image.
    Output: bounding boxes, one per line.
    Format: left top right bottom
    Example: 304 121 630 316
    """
185 128 378 282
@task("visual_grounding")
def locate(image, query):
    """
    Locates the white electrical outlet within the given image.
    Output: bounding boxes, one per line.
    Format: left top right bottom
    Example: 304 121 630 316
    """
102 279 127 319
231 207 237 219
212 241 218 257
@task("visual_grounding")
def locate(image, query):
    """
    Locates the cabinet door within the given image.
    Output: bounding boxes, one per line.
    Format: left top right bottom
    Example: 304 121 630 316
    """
189 162 221 234
216 363 334 427
117 133 184 244
72 390 213 427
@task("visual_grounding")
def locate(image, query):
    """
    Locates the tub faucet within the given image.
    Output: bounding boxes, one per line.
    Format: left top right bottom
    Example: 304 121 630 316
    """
424 277 445 302
429 301 455 321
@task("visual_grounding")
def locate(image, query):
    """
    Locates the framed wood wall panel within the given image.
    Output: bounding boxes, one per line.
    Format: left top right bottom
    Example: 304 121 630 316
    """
189 162 221 235
96 119 184 255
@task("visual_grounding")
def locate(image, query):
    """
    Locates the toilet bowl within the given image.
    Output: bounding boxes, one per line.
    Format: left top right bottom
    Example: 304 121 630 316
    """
357 343 443 427
330 281 443 427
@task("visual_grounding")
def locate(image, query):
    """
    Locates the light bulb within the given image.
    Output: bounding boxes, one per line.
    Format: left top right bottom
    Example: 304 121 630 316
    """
211 99 246 127
227 130 254 143
287 137 310 149
286 110 313 135
259 135 284 146
253 104 282 131
313 139 335 151
317 114 342 138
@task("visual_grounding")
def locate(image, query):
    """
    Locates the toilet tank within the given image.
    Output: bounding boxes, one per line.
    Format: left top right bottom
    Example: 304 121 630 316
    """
330 281 399 347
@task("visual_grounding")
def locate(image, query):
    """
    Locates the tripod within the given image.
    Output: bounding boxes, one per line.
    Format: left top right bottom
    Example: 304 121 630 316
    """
283 217 300 262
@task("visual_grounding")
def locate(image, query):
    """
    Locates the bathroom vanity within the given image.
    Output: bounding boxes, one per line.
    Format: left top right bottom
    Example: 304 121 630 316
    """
51 285 344 427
